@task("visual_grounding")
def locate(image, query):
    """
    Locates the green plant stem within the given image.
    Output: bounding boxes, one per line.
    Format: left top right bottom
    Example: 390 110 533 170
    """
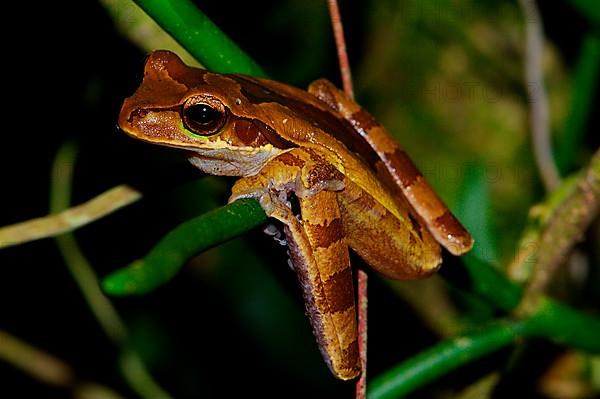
119 350 171 399
368 319 530 399
50 142 172 399
102 198 267 295
369 298 600 399
102 199 524 309
132 0 266 76
527 297 600 353
508 149 600 313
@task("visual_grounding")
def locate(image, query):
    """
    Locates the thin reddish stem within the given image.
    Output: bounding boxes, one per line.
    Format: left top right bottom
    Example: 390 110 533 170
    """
356 270 368 399
327 0 354 98
326 1 367 397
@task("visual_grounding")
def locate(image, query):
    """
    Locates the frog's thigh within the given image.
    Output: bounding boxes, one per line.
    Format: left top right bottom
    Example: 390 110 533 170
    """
339 180 442 280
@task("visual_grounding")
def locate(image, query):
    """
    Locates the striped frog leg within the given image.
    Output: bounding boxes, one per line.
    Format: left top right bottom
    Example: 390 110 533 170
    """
308 80 474 255
337 176 442 280
229 148 360 380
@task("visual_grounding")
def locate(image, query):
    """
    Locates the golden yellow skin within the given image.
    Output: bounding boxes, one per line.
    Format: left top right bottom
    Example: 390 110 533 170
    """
119 50 473 380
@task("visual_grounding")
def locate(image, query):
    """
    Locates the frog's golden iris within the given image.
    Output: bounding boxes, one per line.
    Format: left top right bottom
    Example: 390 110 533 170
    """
182 96 229 136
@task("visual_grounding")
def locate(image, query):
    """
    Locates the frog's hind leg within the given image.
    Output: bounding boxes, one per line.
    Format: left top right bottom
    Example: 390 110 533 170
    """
308 79 473 256
338 179 442 280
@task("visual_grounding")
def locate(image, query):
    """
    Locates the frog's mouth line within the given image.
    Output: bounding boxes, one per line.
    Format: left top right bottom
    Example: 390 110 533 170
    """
125 104 183 124
183 142 282 158
121 129 276 156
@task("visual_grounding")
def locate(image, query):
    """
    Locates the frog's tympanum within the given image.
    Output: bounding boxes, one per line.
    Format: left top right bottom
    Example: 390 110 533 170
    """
119 51 473 380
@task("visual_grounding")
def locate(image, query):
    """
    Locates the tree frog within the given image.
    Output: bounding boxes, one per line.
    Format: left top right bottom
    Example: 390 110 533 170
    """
119 51 473 380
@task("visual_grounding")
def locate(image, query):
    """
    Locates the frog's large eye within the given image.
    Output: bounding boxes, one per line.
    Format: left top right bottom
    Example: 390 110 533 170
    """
182 97 228 136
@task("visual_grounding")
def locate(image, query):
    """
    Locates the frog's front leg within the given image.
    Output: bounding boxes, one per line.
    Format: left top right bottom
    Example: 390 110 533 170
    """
230 149 360 380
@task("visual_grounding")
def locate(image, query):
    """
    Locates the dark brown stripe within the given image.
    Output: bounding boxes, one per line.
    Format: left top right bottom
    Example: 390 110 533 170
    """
309 218 344 249
303 147 326 163
283 225 332 370
277 152 305 167
341 339 360 370
231 74 380 170
350 110 380 131
253 119 296 149
386 149 422 187
324 267 355 313
408 213 423 241
307 162 345 187
433 211 469 243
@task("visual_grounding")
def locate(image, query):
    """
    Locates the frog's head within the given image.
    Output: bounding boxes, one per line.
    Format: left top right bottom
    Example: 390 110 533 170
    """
118 50 291 175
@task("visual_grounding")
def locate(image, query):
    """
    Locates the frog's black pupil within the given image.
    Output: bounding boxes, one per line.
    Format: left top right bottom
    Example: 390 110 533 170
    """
187 104 219 125
183 100 227 136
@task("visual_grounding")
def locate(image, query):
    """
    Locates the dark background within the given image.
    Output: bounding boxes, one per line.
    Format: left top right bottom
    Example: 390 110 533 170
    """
1 1 598 398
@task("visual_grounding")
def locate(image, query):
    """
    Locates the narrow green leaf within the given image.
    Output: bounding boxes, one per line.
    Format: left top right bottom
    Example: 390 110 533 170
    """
369 298 600 399
455 164 499 266
368 319 533 399
132 0 266 76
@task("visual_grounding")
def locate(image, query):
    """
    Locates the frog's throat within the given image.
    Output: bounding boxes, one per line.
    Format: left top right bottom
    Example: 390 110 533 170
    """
187 144 287 176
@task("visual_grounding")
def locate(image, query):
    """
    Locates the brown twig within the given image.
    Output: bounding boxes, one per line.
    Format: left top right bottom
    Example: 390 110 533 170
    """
0 184 141 249
0 330 74 386
327 0 354 98
518 0 560 191
355 270 368 398
513 0 594 314
0 330 125 399
326 1 367 397
513 149 600 315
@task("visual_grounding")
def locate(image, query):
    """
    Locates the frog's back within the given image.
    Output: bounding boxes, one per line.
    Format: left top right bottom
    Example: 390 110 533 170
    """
227 74 383 175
